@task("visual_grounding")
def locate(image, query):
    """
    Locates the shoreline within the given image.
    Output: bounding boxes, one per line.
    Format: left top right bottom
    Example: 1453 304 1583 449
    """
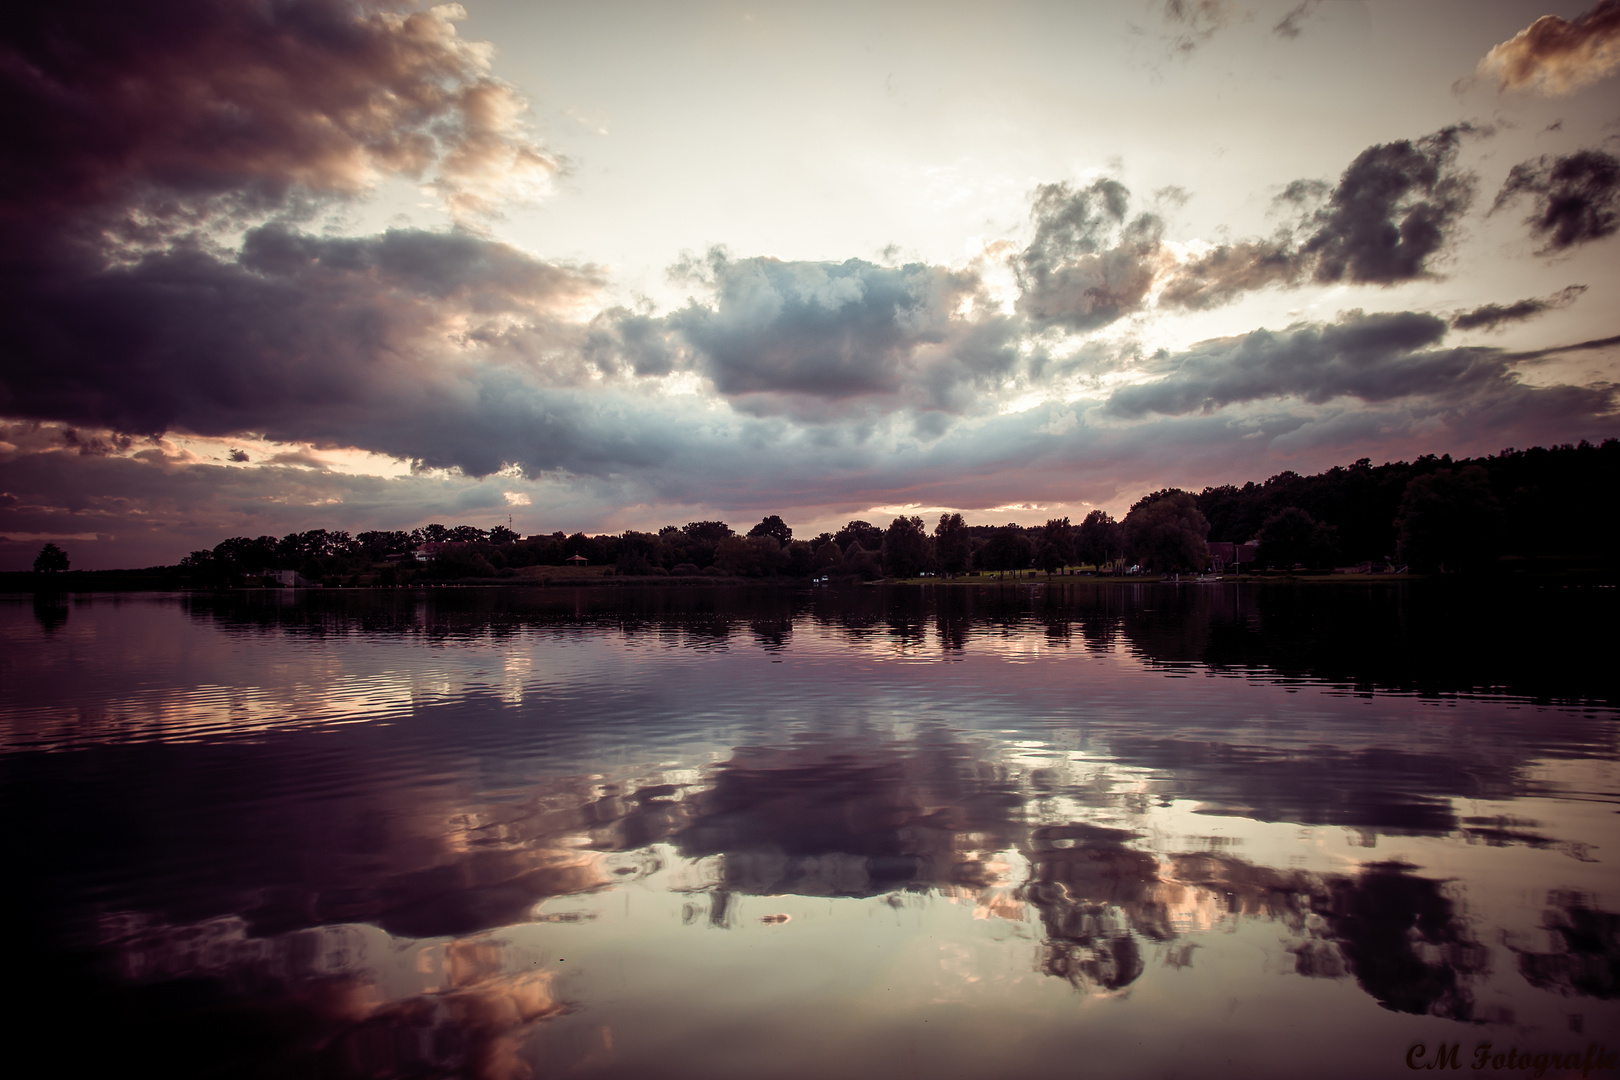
9 566 1620 594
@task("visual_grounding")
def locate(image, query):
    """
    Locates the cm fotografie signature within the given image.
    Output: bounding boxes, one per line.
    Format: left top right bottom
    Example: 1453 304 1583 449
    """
1407 1042 1619 1075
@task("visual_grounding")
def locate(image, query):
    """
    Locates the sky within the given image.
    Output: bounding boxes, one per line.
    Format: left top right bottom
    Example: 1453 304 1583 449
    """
2 0 1618 569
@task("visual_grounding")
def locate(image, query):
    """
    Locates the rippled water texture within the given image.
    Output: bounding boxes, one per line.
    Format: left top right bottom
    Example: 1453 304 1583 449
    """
4 583 1618 1079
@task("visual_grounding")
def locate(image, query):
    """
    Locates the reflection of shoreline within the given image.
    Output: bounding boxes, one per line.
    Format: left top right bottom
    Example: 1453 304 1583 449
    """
153 579 1620 707
8 581 1593 709
7 589 1618 1076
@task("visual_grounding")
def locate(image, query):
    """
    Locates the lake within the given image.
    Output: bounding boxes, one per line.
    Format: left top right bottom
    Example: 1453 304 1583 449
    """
3 582 1617 1079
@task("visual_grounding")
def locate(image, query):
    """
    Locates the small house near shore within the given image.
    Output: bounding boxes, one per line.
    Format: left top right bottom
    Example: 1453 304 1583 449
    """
406 541 471 563
1206 542 1256 574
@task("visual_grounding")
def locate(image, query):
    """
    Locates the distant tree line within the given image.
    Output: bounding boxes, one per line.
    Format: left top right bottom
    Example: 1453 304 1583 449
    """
164 513 1063 586
36 438 1613 586
1072 439 1620 575
1197 439 1620 573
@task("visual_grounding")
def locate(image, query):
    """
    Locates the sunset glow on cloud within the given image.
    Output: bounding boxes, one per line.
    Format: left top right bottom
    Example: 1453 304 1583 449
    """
2 0 1617 568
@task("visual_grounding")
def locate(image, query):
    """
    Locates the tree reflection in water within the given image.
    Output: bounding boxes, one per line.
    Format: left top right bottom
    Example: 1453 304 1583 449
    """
1513 890 1620 1001
4 584 1617 1079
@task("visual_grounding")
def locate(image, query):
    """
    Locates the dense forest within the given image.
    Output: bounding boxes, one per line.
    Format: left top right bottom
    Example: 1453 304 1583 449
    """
1195 440 1619 570
20 440 1620 586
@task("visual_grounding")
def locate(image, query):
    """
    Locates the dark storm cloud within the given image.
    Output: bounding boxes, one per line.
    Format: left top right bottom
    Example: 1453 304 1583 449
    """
664 250 1022 416
0 0 644 482
0 223 604 471
0 0 555 240
1 0 1615 566
1492 150 1620 252
1450 284 1587 331
1103 310 1616 420
1015 180 1166 331
1006 125 1485 334
1477 1 1620 95
1297 126 1479 284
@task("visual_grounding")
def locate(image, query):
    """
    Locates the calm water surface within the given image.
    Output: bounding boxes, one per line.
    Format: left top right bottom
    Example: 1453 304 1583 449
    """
3 583 1617 1079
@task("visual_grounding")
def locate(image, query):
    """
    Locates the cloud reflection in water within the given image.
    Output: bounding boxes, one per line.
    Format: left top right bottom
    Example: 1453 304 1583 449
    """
3 583 1617 1078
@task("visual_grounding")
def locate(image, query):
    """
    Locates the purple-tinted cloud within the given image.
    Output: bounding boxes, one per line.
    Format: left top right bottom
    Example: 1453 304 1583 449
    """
1 224 602 471
1104 128 1482 317
1492 150 1620 252
667 251 1022 417
0 2 1615 572
0 0 554 239
1015 180 1167 332
1451 285 1587 331
1104 309 1615 419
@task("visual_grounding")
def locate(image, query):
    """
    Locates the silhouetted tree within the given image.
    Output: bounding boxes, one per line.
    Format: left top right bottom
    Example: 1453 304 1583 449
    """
716 535 785 577
934 512 971 575
1255 507 1337 570
33 543 69 573
1123 490 1208 572
1036 517 1073 573
488 525 519 544
684 521 735 543
881 515 931 578
355 531 412 560
1074 510 1123 569
211 536 273 573
979 524 1034 572
616 530 664 574
784 539 814 577
1396 467 1504 572
812 540 843 571
747 515 793 545
834 520 884 552
842 542 884 580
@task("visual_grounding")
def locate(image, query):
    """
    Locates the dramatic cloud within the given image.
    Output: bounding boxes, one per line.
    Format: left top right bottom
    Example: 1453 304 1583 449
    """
1297 126 1478 285
0 0 616 485
0 0 556 241
1450 285 1587 331
1162 128 1479 311
1015 180 1166 331
665 251 1022 417
0 224 604 473
1103 309 1615 420
1477 1 1620 95
1 1 1616 571
10 339 1615 570
1492 150 1620 252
